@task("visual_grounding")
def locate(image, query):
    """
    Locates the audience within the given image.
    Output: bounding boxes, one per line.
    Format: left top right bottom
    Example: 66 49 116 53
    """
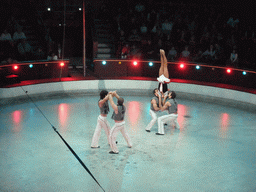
47 52 58 61
0 1 255 73
0 29 14 58
167 46 177 61
181 46 190 60
105 1 255 70
129 44 142 59
13 27 26 43
227 49 238 68
121 43 130 59
17 39 32 60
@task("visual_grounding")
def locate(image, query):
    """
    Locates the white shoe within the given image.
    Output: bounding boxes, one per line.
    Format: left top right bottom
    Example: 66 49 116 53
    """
157 74 170 83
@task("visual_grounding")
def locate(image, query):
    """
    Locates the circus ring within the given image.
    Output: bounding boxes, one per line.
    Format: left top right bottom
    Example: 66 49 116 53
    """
0 60 256 192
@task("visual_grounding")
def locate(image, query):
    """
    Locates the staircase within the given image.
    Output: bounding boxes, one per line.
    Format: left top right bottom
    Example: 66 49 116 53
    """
94 19 116 59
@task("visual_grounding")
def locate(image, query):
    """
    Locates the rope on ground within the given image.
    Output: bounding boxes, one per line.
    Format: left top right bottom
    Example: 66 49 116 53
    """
20 86 105 192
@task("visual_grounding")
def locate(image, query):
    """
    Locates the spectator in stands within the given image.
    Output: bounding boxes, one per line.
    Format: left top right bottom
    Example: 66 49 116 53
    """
47 52 58 61
0 29 13 42
0 29 14 57
147 9 158 32
128 29 141 44
189 35 197 57
188 19 196 36
17 39 32 60
181 46 190 60
227 49 238 68
214 43 224 64
13 27 26 43
152 28 163 47
121 43 130 59
129 17 139 34
1 57 18 65
200 31 210 51
129 44 142 59
34 47 45 60
142 40 155 59
227 17 239 28
193 49 203 62
161 19 173 41
135 2 145 20
201 45 216 63
167 46 177 61
116 30 126 58
140 23 148 35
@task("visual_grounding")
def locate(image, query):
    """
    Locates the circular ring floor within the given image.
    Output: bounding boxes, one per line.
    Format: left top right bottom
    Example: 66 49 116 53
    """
1 94 256 192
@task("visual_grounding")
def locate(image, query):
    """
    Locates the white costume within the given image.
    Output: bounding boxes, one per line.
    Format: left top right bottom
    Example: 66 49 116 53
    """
157 98 180 134
109 105 132 153
91 115 111 147
157 113 179 134
91 101 111 148
145 96 160 132
109 121 132 153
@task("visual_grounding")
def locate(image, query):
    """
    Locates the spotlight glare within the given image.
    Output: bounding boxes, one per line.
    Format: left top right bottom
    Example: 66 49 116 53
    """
133 61 138 66
29 64 33 68
13 65 18 70
243 71 247 75
196 65 200 69
79 8 82 11
149 62 153 66
102 61 106 65
180 63 184 68
227 68 231 73
60 62 65 67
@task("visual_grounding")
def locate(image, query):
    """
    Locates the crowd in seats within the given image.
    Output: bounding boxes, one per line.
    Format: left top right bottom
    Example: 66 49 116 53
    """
110 1 256 70
1 25 40 64
0 17 61 65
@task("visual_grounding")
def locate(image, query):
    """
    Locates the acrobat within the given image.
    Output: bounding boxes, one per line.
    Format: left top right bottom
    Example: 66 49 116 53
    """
157 49 171 97
145 49 170 132
156 91 180 135
108 91 132 154
91 90 111 148
145 88 161 132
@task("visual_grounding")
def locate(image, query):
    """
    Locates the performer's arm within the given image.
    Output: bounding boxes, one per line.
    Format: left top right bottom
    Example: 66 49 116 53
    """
109 94 118 114
160 101 171 111
98 94 109 108
162 95 167 105
152 99 160 111
112 91 120 99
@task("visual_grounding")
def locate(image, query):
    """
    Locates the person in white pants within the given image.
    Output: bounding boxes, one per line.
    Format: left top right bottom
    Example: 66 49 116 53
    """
145 49 170 132
145 88 161 132
108 91 132 154
91 90 111 148
156 91 180 135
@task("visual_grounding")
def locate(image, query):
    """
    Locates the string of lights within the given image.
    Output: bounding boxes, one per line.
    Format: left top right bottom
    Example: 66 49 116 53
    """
94 59 256 75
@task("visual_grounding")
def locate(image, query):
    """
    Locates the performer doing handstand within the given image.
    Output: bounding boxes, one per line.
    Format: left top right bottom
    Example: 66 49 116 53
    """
157 49 171 97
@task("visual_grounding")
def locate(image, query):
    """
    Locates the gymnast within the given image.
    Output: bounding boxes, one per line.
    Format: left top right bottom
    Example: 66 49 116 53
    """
157 49 171 98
